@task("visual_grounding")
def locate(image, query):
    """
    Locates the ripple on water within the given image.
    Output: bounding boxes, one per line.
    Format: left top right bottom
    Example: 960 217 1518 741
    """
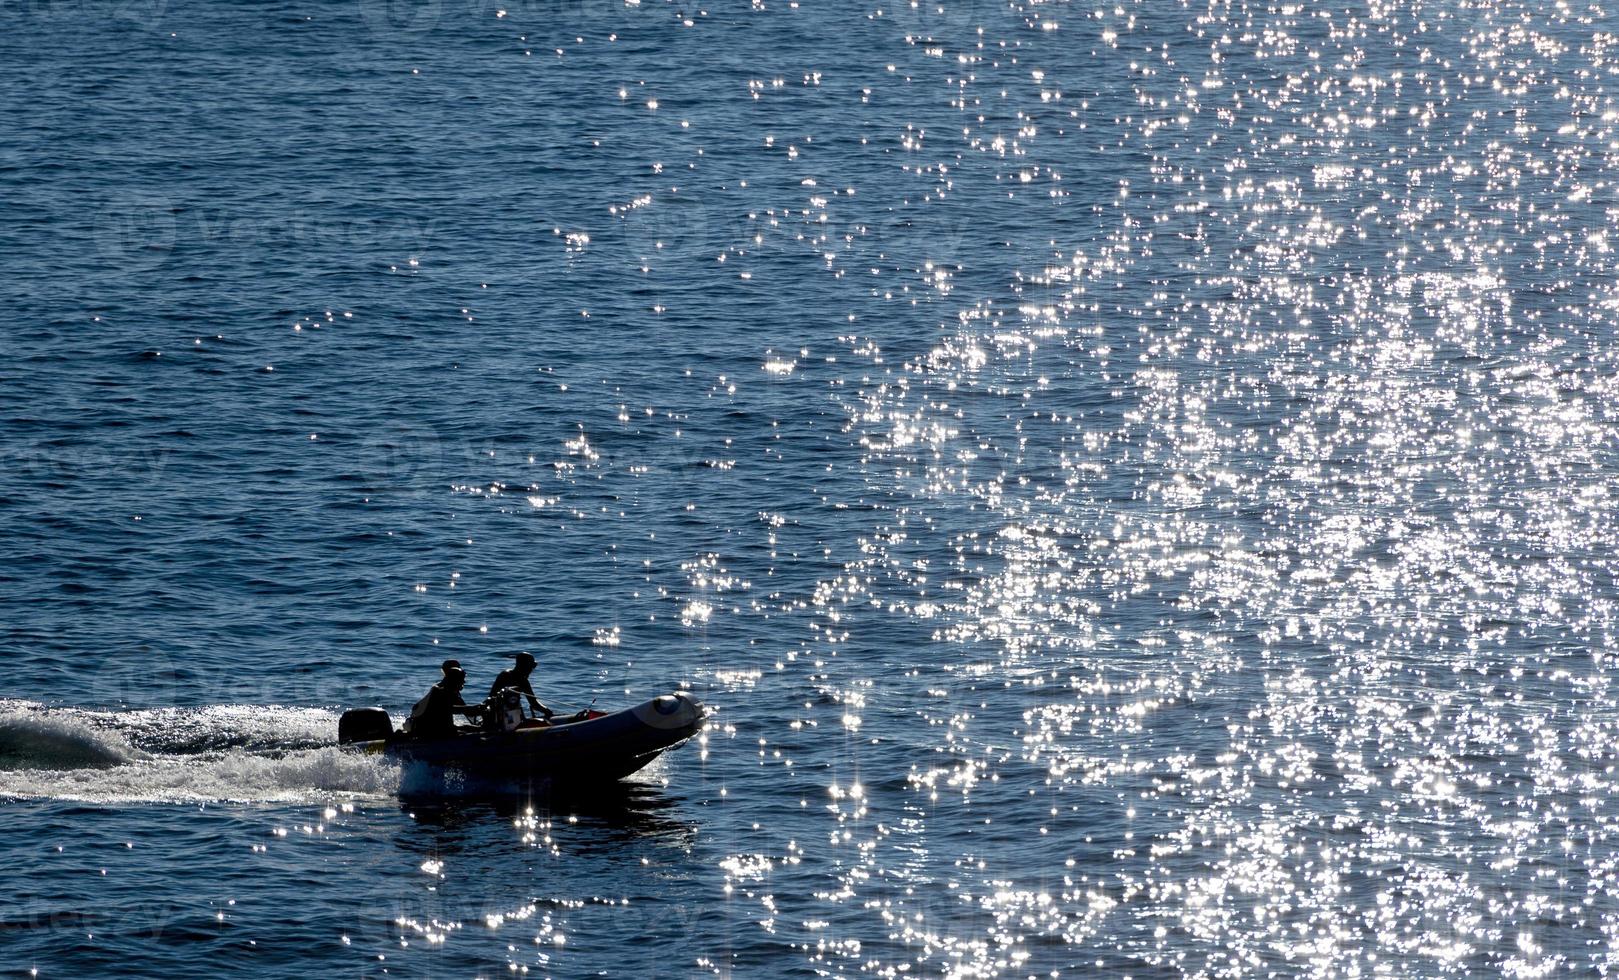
6 0 1619 975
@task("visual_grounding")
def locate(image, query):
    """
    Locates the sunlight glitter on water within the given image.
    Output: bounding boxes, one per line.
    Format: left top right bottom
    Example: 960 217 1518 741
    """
751 1 1619 974
8 0 1619 975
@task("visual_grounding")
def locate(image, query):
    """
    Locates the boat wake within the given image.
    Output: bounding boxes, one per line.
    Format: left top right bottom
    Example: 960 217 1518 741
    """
0 711 143 771
0 700 400 805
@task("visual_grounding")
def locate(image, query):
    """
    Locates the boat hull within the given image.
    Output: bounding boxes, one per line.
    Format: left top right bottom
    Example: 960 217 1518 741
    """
347 693 704 787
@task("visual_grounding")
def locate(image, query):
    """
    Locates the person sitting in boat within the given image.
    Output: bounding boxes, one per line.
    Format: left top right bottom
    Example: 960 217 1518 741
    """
489 652 553 720
432 658 473 717
402 665 483 738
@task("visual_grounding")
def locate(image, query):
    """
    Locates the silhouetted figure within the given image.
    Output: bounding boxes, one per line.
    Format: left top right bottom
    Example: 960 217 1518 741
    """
489 652 552 719
403 666 482 738
432 658 473 717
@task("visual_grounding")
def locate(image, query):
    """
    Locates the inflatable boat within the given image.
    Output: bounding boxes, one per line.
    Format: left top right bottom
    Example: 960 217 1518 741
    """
337 692 704 785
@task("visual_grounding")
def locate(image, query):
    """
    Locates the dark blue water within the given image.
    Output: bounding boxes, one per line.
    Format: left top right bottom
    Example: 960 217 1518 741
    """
6 0 1619 975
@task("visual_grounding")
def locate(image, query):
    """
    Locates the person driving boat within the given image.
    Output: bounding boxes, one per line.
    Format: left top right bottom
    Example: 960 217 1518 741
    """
402 664 483 738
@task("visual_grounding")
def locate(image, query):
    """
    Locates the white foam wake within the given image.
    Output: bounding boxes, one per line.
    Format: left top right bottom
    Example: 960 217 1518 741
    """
0 711 143 770
0 701 399 805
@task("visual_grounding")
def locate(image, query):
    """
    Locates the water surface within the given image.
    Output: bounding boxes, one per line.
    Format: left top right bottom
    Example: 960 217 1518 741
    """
4 0 1619 976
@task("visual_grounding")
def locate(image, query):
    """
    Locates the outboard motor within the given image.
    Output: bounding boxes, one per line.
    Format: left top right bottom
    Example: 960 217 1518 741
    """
338 707 394 744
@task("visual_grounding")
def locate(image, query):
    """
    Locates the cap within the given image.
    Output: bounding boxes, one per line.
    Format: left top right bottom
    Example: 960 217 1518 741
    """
441 659 462 674
513 652 536 668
